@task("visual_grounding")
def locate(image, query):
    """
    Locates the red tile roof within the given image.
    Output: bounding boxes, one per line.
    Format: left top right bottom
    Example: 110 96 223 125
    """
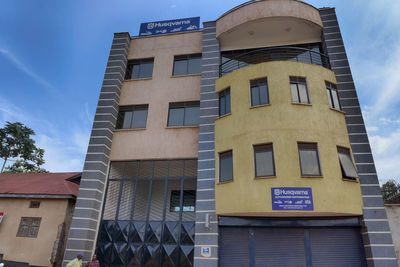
0 172 80 197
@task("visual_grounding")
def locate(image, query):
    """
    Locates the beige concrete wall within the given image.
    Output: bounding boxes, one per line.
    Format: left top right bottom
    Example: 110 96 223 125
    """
216 0 322 51
0 198 69 266
386 205 400 265
110 31 202 161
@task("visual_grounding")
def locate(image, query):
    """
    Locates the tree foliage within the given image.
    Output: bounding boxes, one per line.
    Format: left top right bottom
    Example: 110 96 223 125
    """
0 122 47 173
381 179 400 201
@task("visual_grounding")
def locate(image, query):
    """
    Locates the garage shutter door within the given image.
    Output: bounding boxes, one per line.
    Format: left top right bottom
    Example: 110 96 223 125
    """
219 227 366 267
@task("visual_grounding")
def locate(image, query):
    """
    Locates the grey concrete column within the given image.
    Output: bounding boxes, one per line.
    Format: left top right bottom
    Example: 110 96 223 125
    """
194 21 219 267
320 8 398 267
62 32 130 265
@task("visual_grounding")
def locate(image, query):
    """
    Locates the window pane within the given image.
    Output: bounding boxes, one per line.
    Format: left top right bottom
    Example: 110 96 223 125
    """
132 64 140 79
331 90 340 109
188 57 201 74
326 89 333 108
251 86 260 106
291 84 299 102
170 190 181 212
299 149 321 176
255 150 274 177
184 106 200 126
259 84 269 105
132 109 148 128
225 92 231 114
122 111 133 129
338 152 358 178
220 95 226 116
182 190 196 212
298 84 309 103
168 108 184 126
220 152 233 182
173 60 187 76
140 61 153 78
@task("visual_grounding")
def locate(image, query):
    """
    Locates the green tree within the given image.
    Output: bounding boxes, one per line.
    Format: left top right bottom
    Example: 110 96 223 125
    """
0 122 47 173
381 179 400 201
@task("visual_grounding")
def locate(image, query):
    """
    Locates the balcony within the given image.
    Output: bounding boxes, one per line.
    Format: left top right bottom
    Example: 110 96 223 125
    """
220 46 330 76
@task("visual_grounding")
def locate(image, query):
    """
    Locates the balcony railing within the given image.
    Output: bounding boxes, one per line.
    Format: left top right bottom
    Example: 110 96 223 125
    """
220 46 331 76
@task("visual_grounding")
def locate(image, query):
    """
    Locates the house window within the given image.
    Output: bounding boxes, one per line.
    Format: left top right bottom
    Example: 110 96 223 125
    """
219 150 233 182
219 88 231 116
168 101 200 126
250 78 269 106
17 217 41 238
254 144 275 177
116 105 148 129
290 77 310 104
338 147 358 180
170 190 196 212
125 58 154 79
298 143 322 176
173 54 201 76
29 201 40 208
326 81 341 110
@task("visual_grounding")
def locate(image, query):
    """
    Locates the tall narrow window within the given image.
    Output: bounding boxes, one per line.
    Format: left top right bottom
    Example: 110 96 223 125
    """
337 147 358 180
254 144 275 177
219 150 233 182
168 101 200 126
250 78 269 106
290 77 310 104
173 54 201 76
219 88 231 116
326 81 341 110
298 143 322 176
116 105 148 129
125 58 154 79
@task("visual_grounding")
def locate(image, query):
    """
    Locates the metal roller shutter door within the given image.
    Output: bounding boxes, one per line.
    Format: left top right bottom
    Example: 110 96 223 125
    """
219 227 249 267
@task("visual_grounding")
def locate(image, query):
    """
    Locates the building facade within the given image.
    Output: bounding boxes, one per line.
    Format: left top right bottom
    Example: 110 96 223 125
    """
63 1 398 266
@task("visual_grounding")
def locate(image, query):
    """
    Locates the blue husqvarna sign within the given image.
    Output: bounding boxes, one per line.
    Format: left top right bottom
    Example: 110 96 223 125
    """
271 187 314 210
139 17 200 36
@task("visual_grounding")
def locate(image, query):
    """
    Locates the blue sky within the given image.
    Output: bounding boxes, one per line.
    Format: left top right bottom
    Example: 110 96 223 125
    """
1 0 400 183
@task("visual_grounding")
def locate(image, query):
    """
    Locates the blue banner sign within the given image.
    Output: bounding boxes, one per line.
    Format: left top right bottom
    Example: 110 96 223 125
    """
139 17 200 37
271 187 314 211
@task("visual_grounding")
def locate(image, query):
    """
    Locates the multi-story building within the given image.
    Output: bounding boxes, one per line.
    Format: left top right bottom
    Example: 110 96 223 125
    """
63 0 398 266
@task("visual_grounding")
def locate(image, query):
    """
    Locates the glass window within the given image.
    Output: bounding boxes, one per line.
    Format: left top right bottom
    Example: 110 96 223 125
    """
170 190 196 212
326 81 341 110
125 58 154 79
298 143 322 176
173 54 202 76
116 105 148 129
251 78 269 106
168 101 200 127
219 150 233 182
338 147 358 179
29 201 40 208
17 217 41 238
290 77 310 104
219 88 231 116
254 144 275 177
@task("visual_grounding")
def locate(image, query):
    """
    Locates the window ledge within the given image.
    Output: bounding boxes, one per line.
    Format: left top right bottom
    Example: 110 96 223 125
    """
170 73 201 78
329 107 346 114
115 128 147 132
301 175 323 178
342 177 359 183
216 113 231 120
124 77 152 82
217 180 233 185
250 103 271 109
254 175 276 179
166 125 199 129
291 102 312 106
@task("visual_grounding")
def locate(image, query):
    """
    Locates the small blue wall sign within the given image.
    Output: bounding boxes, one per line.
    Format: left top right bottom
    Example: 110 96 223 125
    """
139 17 200 37
271 187 314 211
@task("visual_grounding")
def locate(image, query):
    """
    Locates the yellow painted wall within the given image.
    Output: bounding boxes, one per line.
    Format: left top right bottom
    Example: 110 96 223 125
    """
215 61 363 216
110 31 202 161
0 198 70 266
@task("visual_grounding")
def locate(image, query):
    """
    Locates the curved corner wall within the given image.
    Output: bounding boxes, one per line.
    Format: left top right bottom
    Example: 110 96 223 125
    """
214 61 363 217
216 0 323 51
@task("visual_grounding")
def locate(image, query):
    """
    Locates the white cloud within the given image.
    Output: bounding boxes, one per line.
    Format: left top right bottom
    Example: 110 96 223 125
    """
0 47 55 92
